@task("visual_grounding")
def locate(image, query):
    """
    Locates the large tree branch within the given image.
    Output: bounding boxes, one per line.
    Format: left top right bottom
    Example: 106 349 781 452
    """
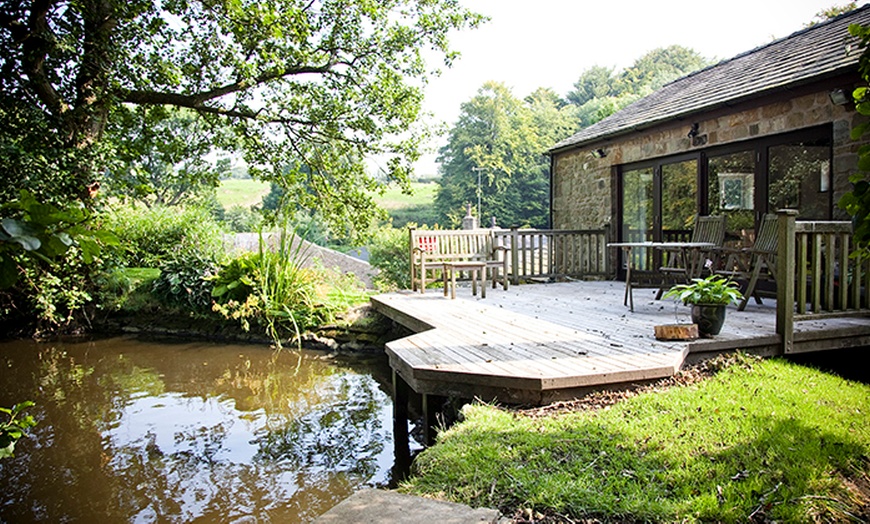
191 61 337 104
121 89 320 127
4 0 69 116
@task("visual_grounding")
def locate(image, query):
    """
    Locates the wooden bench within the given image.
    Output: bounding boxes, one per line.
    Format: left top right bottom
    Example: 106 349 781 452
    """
409 228 508 293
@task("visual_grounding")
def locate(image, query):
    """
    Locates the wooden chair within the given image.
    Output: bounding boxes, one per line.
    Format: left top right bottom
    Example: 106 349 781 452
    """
655 215 726 299
715 214 778 311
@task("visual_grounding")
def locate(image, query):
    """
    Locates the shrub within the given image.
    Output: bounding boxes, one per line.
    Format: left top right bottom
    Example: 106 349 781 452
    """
151 249 219 314
223 205 263 233
211 224 367 346
105 205 225 267
368 224 411 291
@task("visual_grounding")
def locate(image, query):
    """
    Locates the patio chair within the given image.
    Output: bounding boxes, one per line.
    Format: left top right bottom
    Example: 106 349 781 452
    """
714 213 778 311
655 215 726 299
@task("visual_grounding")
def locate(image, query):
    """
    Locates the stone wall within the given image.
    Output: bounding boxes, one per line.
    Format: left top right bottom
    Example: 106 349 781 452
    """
552 90 866 230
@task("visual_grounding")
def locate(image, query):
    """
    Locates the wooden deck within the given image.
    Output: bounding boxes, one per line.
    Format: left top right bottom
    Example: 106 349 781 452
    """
372 281 870 405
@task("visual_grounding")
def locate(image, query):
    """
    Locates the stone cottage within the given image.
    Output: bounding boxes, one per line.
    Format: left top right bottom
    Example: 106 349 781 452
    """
548 5 870 269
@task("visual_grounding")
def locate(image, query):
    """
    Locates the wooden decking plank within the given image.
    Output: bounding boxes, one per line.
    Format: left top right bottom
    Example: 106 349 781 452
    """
371 280 870 406
430 300 667 371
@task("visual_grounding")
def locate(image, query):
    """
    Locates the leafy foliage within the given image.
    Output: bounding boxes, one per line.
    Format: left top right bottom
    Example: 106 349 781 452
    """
0 191 119 289
0 191 119 332
104 205 226 267
567 46 709 127
0 0 484 233
663 274 744 306
839 22 870 251
368 224 412 291
107 106 232 208
435 83 577 228
211 223 367 346
0 401 37 459
151 250 219 314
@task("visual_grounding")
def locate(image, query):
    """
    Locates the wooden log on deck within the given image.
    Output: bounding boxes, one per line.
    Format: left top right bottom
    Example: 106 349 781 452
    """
654 323 699 341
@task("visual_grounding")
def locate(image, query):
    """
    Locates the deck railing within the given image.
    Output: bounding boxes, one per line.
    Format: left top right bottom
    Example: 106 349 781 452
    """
408 227 610 286
775 210 870 353
493 228 610 283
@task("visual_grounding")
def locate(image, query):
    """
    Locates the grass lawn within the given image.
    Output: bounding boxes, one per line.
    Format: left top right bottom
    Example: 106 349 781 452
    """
216 178 271 209
373 181 439 227
402 355 870 522
373 181 437 210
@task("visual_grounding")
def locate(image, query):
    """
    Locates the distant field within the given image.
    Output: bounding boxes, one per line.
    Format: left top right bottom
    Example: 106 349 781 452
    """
216 178 439 225
216 179 271 209
374 181 439 227
373 181 437 209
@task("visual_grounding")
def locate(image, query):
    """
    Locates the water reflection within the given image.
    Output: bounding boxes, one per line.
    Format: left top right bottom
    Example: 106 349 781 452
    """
0 337 407 523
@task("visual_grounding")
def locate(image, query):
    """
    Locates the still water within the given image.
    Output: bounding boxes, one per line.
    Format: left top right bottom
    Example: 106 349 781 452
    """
0 336 412 523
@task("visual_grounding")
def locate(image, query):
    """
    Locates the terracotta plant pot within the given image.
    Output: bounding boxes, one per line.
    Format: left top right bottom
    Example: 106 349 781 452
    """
691 304 727 336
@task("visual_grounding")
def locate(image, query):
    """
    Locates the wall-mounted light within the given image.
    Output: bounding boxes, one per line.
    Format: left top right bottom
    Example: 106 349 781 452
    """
591 148 607 158
687 122 700 138
829 88 850 106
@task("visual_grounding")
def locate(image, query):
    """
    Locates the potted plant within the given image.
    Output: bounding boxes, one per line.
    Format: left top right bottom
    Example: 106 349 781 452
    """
662 274 744 336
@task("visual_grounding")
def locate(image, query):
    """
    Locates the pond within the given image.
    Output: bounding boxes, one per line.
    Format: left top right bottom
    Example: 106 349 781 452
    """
0 336 417 523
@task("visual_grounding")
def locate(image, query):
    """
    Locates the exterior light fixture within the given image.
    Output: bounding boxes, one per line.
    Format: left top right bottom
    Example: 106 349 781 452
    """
687 122 700 138
592 148 607 158
829 88 850 106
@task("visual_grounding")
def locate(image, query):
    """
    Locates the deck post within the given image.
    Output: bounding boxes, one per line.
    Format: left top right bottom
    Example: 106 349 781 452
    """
422 394 444 447
775 210 798 354
408 227 416 292
510 227 520 285
392 370 411 479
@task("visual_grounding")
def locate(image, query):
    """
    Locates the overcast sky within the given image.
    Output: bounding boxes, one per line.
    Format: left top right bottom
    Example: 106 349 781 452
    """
410 0 867 176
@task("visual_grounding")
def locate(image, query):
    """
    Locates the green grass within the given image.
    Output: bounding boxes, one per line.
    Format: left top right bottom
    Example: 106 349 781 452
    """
402 355 870 523
216 178 271 209
373 181 437 210
372 181 439 228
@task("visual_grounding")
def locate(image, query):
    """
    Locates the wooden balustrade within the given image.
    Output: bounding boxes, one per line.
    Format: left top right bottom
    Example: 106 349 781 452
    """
492 228 609 283
408 227 610 287
776 211 870 353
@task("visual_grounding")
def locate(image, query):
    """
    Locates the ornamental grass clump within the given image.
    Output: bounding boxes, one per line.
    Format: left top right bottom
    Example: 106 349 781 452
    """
210 219 367 349
662 274 743 305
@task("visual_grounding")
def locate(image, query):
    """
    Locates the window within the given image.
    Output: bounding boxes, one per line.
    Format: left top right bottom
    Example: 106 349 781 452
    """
617 125 832 251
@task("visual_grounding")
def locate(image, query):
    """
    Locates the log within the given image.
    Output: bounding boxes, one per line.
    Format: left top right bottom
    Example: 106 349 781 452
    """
654 324 699 341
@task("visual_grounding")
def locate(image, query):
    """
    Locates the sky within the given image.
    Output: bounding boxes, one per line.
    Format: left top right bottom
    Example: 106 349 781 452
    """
412 0 868 176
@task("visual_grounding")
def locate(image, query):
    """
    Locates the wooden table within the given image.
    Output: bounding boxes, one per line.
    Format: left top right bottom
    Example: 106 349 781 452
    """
442 261 487 299
607 242 716 311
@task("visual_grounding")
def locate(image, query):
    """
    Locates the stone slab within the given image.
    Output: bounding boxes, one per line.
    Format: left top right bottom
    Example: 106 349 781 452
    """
314 489 502 524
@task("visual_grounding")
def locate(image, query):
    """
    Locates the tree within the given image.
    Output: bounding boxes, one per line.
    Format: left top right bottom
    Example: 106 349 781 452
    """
0 0 483 235
567 46 708 127
807 2 858 26
622 45 708 93
435 83 577 228
107 106 230 207
566 65 617 107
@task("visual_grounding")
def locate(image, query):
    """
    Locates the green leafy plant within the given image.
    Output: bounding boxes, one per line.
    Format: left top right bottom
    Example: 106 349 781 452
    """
104 205 225 268
211 220 367 347
368 224 413 291
0 401 37 459
662 274 743 305
0 190 119 289
210 253 258 303
151 250 219 314
839 22 870 252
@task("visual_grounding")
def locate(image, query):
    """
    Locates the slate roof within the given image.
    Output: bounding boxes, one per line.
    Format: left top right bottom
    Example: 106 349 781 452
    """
549 5 870 154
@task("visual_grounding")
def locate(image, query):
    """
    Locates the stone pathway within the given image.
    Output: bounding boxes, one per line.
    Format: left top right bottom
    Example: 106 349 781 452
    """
314 489 502 524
